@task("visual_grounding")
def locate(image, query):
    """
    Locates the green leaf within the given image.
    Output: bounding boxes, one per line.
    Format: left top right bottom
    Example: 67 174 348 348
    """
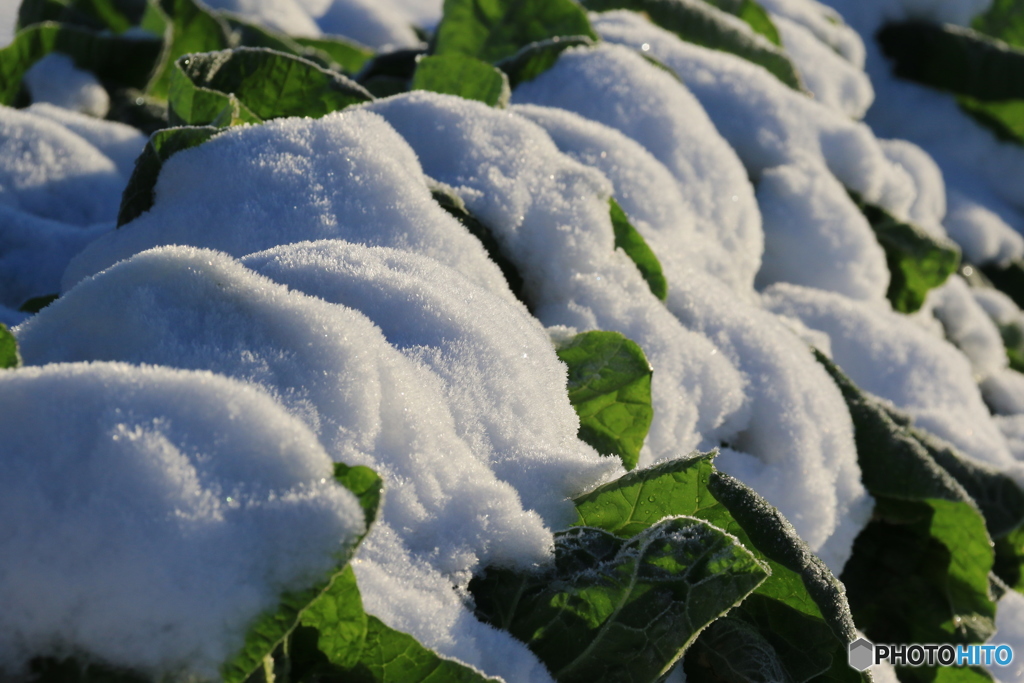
972 0 1024 49
583 0 804 91
898 664 994 683
702 0 781 45
877 21 1024 103
411 54 511 107
117 125 222 226
19 294 58 314
169 48 372 124
0 21 162 105
609 197 668 301
433 0 598 64
957 94 1024 146
295 565 368 671
167 58 261 127
555 330 654 471
471 517 768 683
848 192 961 314
816 352 998 646
495 35 596 88
356 616 498 682
145 0 233 99
220 466 377 683
994 524 1024 592
0 324 21 370
291 35 374 74
18 0 146 34
573 454 864 683
982 259 1024 312
430 183 526 300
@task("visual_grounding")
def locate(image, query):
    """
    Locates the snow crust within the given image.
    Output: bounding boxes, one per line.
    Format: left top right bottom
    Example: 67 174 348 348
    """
0 361 364 678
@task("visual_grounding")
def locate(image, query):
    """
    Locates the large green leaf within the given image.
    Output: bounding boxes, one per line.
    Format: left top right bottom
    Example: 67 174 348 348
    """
583 0 804 91
220 465 381 683
145 0 233 98
877 21 1024 103
433 0 598 64
973 0 1024 48
430 183 526 301
0 21 162 105
0 324 20 370
495 35 596 88
117 125 221 226
848 192 961 314
411 54 511 107
816 352 998 652
702 0 781 45
609 197 668 301
555 330 654 471
573 453 864 683
168 48 372 125
167 57 261 126
471 517 768 683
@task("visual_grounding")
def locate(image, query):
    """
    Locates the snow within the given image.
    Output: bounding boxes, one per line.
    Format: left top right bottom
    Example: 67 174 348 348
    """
15 245 573 679
22 54 110 118
364 90 869 572
0 361 364 679
510 43 763 295
62 109 515 303
989 589 1024 683
763 282 1024 480
927 275 1007 380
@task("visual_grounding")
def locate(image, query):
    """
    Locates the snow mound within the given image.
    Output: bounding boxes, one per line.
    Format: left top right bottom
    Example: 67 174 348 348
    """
0 361 364 679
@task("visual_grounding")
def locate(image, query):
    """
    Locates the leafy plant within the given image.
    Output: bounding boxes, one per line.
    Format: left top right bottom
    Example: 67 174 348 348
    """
609 198 668 301
0 324 21 369
555 330 654 470
471 517 768 683
411 54 510 107
583 0 804 90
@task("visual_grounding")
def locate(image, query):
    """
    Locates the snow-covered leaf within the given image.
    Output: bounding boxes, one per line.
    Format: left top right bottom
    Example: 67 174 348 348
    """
117 124 221 226
433 0 598 64
0 21 161 105
574 454 864 683
471 518 768 683
495 35 596 88
0 325 20 369
556 331 654 471
411 54 510 107
168 48 371 125
818 352 998 651
849 193 961 314
609 197 667 301
583 0 803 90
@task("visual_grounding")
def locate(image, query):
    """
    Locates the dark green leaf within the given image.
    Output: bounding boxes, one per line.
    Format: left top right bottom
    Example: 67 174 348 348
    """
117 125 221 226
18 0 146 33
849 192 961 313
583 0 804 91
292 35 374 74
170 48 372 124
25 657 150 683
431 183 526 302
702 0 781 45
145 0 233 99
573 454 863 683
555 330 654 471
495 35 596 88
355 616 498 682
958 95 1024 146
411 54 510 107
816 352 998 646
472 518 768 683
972 0 1024 48
221 468 377 683
877 21 1024 102
609 197 668 301
19 294 58 313
994 524 1024 592
0 21 162 105
982 260 1024 310
434 0 598 64
0 324 20 369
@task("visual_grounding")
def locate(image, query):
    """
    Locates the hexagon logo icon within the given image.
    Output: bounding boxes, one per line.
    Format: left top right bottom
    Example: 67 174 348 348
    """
849 638 875 671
